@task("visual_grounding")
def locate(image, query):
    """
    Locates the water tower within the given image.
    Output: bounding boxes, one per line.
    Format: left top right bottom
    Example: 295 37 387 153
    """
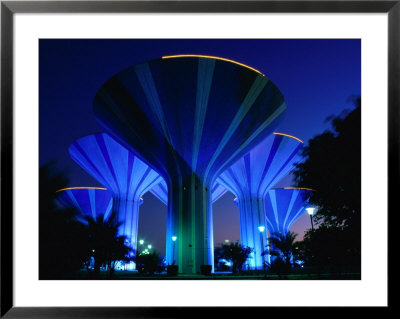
264 187 313 235
93 55 286 273
69 133 163 255
219 132 303 269
56 187 113 224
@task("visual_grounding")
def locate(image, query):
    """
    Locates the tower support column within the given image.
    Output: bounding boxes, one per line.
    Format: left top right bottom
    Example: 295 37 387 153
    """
166 174 213 274
113 197 142 255
237 197 269 270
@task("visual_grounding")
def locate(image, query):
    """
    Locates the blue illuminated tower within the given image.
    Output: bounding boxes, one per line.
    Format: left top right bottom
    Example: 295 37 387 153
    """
93 55 286 273
264 187 313 236
217 132 303 269
150 180 227 205
56 187 114 224
69 133 163 255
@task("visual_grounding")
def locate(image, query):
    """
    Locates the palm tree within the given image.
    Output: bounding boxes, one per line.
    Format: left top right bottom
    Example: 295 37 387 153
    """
267 231 298 267
39 162 89 279
134 250 165 275
84 211 133 278
214 242 253 274
263 231 298 278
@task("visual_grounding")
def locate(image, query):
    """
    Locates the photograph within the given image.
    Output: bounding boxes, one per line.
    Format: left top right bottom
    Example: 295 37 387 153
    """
39 39 361 280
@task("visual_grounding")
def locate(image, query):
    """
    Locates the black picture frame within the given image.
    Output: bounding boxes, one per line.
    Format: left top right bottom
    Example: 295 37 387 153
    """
1 1 395 317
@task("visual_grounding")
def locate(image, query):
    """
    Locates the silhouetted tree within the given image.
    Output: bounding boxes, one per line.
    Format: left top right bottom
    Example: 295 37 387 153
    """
266 231 298 267
297 225 360 277
266 256 292 279
84 212 134 278
294 97 360 227
262 231 298 278
293 97 361 271
134 250 165 275
39 162 89 279
40 162 134 279
214 242 252 274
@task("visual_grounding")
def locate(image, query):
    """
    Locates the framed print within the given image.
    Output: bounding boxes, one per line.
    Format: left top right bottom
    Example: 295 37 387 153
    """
1 1 396 317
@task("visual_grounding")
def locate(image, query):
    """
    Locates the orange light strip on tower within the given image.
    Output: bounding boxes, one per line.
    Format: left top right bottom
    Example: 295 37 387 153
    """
56 187 107 193
162 54 264 76
273 132 304 144
283 187 316 192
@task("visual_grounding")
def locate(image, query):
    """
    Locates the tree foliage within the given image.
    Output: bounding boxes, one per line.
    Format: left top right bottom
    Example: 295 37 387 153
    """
263 231 298 277
293 97 361 229
39 162 89 279
292 97 361 271
134 250 165 275
214 242 252 274
295 225 361 275
84 212 134 278
39 162 134 279
266 231 298 266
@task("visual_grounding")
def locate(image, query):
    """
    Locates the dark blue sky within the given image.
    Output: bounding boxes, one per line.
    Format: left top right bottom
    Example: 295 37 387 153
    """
39 39 360 254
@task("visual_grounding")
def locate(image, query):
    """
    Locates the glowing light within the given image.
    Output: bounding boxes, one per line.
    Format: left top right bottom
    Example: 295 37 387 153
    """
219 259 232 267
147 245 152 249
139 240 144 245
258 226 265 233
162 54 264 76
224 239 229 243
306 206 316 215
56 186 107 193
283 187 315 191
172 236 177 242
273 132 304 143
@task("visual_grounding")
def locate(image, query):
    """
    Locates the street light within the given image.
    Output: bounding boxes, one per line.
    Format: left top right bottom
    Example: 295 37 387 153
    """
172 236 177 264
258 225 266 271
147 244 152 249
306 206 316 230
139 239 144 245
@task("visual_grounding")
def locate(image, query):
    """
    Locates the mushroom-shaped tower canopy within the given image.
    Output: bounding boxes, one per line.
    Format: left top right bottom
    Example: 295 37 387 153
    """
93 55 286 273
150 180 227 205
264 187 313 235
217 132 303 269
69 133 163 251
55 187 113 224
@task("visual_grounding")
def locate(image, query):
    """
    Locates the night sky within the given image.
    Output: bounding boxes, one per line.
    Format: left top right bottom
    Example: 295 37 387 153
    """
39 39 360 255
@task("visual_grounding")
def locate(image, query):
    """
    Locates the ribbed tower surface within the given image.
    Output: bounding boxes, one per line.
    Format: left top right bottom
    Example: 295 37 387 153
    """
264 187 313 236
56 187 113 224
217 132 303 269
93 55 286 273
69 133 163 255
